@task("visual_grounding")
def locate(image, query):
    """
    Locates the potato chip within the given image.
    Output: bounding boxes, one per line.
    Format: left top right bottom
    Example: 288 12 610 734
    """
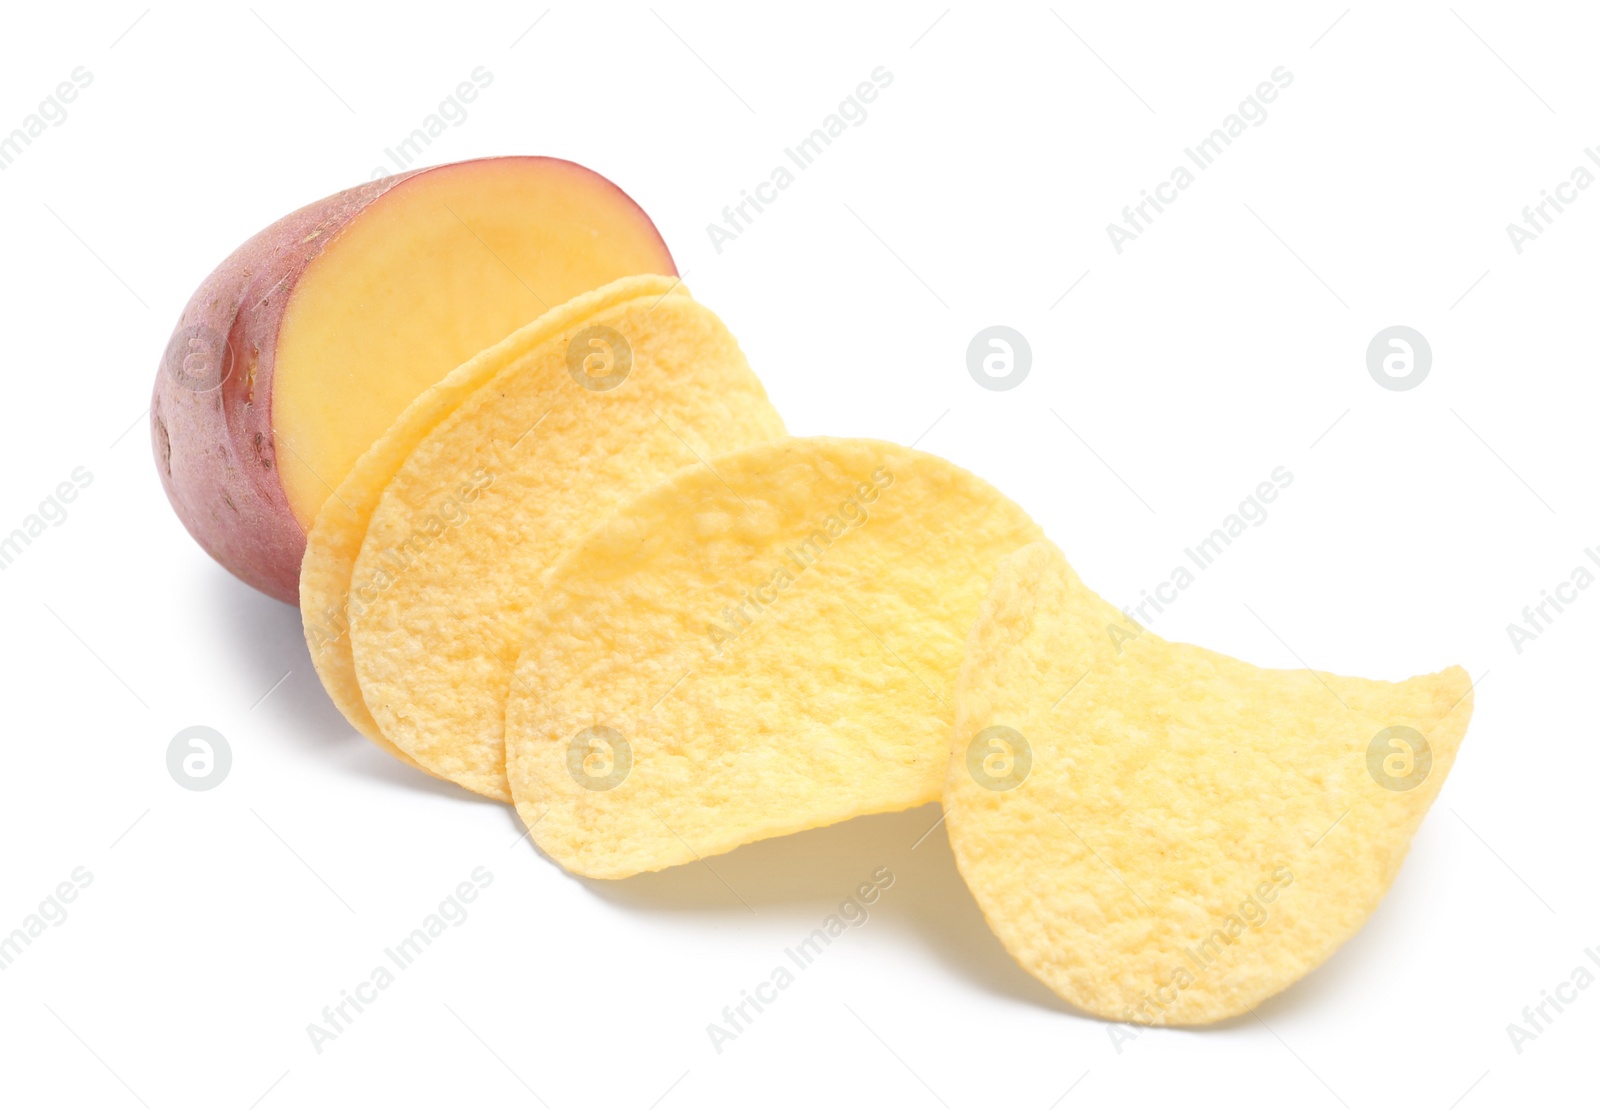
348 280 785 799
299 276 685 766
943 541 1473 1025
504 436 1044 878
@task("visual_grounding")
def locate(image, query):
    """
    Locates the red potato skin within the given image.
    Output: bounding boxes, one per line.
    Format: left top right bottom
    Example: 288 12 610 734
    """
152 156 675 605
152 169 424 604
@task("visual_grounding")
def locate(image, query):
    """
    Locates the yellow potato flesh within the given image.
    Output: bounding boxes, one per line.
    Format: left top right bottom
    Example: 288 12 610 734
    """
273 158 674 528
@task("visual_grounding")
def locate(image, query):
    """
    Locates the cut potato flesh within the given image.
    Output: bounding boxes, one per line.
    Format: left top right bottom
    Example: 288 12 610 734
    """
273 157 675 530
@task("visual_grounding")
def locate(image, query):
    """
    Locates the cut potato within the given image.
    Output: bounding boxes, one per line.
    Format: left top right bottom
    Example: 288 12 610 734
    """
348 282 785 799
154 156 674 602
943 541 1474 1025
504 437 1044 878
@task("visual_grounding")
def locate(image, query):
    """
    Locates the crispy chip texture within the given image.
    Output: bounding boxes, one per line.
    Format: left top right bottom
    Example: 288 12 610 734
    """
347 280 785 799
300 276 683 766
943 541 1473 1025
505 436 1044 878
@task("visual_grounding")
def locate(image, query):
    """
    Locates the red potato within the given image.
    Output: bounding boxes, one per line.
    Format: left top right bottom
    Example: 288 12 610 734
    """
152 156 676 603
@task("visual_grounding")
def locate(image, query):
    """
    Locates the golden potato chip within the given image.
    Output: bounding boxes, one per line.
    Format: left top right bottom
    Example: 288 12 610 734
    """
299 276 684 766
943 541 1473 1025
348 281 785 799
504 436 1045 878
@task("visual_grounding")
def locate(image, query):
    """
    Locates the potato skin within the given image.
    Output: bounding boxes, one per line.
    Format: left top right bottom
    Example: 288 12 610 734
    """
151 171 424 603
154 156 674 603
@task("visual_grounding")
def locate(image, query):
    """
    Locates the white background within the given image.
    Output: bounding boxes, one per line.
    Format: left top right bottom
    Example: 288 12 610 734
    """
0 2 1593 1115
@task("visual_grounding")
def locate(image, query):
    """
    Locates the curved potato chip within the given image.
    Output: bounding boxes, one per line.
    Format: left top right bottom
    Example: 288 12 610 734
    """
505 436 1044 878
349 282 785 799
299 276 683 766
944 541 1473 1025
